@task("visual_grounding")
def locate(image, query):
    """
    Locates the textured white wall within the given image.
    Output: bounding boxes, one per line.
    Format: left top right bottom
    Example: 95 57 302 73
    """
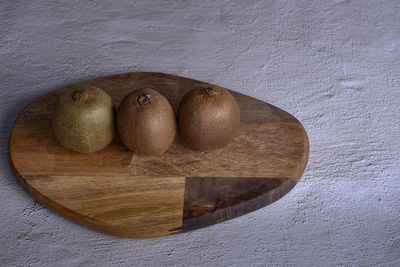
1 0 399 266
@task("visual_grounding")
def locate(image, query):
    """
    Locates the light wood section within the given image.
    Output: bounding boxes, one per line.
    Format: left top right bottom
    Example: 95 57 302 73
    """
10 121 307 180
8 72 309 238
25 175 185 238
11 122 132 176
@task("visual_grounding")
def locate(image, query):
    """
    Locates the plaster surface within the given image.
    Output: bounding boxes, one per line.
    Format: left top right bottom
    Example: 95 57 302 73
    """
1 0 399 266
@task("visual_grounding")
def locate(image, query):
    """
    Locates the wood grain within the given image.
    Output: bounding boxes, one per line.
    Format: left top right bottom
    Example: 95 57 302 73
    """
9 72 309 238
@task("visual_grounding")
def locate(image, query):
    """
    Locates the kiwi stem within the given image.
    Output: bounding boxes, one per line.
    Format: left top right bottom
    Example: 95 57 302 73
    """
138 94 152 105
73 90 88 103
203 87 214 96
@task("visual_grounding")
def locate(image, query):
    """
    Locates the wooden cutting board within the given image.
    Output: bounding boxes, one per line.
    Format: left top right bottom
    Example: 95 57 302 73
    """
8 72 309 238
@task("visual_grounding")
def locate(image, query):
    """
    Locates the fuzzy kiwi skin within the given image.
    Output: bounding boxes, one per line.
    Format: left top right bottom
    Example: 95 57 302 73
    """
178 85 240 151
116 88 177 155
51 85 115 153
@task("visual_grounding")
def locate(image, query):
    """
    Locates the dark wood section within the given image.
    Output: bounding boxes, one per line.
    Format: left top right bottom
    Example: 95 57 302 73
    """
9 72 309 238
170 177 296 232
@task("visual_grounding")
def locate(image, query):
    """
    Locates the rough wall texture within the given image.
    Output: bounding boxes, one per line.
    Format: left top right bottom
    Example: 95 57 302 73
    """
1 0 399 266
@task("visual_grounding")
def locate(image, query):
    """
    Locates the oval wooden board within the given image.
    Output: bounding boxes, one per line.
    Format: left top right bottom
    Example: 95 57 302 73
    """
9 72 309 238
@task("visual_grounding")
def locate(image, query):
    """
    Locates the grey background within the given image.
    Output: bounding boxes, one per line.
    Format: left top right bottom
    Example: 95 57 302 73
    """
1 0 399 266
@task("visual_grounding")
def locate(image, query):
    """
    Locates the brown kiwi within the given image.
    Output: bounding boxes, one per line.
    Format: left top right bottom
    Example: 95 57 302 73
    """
178 85 240 151
116 88 176 155
51 85 115 153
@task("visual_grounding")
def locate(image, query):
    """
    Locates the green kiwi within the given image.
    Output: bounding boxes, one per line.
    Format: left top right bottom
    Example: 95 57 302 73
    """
51 85 115 153
178 85 240 151
116 88 176 155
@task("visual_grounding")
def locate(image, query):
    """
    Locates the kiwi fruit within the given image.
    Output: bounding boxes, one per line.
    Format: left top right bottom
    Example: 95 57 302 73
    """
51 85 115 153
116 88 176 155
178 85 240 151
